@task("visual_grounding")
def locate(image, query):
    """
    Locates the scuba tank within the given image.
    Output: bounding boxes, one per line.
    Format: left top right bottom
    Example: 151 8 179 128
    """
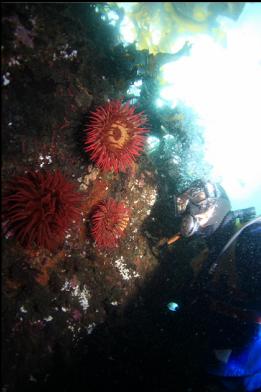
205 216 261 392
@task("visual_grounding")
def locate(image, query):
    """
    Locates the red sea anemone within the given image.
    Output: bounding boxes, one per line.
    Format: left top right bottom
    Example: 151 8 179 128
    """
91 198 130 249
2 170 83 251
84 100 149 173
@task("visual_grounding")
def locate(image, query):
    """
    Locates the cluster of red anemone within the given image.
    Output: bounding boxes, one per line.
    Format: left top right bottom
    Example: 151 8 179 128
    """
2 170 82 251
2 100 149 252
84 100 149 173
91 198 130 249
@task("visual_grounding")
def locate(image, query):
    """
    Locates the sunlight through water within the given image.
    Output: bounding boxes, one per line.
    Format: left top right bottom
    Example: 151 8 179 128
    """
114 3 261 214
160 5 261 214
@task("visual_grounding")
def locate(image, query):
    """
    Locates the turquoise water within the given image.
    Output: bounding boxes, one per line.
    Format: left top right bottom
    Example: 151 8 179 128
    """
104 2 261 217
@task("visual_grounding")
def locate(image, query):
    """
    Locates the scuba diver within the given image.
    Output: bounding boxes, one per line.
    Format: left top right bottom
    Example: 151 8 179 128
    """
166 179 261 392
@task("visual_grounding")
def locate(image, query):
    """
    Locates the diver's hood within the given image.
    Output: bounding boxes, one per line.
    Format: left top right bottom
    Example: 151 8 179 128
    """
176 180 231 237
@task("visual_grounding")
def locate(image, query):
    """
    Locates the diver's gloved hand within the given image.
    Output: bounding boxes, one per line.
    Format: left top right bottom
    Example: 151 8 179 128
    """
152 239 168 256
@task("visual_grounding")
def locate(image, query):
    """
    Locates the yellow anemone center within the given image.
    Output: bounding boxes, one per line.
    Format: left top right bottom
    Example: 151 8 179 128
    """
116 215 129 232
106 122 130 150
